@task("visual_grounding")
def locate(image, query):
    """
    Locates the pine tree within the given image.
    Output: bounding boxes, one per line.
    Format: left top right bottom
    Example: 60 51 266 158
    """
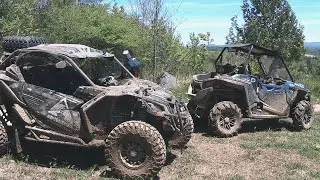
227 0 305 62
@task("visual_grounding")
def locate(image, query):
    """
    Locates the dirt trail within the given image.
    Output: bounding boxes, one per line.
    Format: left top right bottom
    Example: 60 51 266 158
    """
313 104 320 114
0 130 318 180
159 133 319 180
0 113 320 179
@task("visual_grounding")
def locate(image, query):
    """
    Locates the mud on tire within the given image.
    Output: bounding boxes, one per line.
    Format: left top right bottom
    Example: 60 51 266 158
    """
292 100 313 131
2 36 47 53
0 121 8 156
209 101 242 137
170 117 194 147
105 121 166 179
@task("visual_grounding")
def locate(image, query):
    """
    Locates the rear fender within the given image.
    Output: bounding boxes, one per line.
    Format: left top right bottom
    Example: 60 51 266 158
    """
80 92 162 139
290 89 310 109
193 77 259 114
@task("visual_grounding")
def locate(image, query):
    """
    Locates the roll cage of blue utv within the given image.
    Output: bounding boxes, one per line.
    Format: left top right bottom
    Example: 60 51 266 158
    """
214 43 294 82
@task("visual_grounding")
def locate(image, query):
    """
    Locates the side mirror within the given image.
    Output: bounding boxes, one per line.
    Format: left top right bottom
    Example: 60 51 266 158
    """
55 61 67 69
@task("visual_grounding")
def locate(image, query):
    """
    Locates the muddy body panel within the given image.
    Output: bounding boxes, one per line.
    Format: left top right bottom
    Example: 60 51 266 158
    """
191 75 258 111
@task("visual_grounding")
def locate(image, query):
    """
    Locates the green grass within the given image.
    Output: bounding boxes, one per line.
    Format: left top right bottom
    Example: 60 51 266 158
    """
49 167 110 180
285 162 307 171
228 175 245 180
171 148 202 179
310 171 320 179
170 76 191 101
239 117 320 161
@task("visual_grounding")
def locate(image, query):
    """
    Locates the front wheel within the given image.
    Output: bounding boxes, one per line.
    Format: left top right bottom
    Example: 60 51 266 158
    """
208 101 242 137
0 121 9 156
105 121 166 179
170 117 194 147
292 100 313 131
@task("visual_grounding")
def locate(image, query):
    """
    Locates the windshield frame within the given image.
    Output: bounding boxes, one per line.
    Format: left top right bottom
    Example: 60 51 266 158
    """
214 44 294 82
74 57 122 80
257 55 294 82
73 54 136 84
15 50 96 86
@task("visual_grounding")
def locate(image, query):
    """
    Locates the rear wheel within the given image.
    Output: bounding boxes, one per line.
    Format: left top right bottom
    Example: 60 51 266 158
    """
292 100 313 131
209 101 242 137
105 121 166 179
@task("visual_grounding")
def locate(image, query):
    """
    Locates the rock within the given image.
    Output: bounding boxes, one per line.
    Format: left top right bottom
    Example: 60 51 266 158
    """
313 104 320 115
156 72 177 89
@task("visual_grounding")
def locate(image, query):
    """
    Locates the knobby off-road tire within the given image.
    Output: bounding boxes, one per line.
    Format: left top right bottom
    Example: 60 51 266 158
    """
170 117 194 148
2 36 47 53
209 101 242 137
105 121 166 179
187 100 202 126
292 100 314 131
0 55 7 63
0 121 8 156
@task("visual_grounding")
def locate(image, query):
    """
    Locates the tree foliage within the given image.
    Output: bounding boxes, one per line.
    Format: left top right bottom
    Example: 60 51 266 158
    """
0 0 212 78
227 0 305 62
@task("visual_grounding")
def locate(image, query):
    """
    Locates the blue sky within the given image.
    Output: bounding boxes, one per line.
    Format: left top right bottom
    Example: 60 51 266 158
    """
109 0 320 45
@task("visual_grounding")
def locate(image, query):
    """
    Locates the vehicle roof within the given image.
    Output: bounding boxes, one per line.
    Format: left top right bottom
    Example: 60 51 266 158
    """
27 44 114 58
218 43 279 56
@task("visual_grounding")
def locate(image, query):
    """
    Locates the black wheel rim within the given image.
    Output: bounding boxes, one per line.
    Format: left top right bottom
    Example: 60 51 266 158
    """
120 140 147 168
219 110 237 130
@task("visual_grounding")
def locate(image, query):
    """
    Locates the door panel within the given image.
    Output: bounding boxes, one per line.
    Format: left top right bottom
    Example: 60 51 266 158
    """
22 83 84 136
258 83 289 114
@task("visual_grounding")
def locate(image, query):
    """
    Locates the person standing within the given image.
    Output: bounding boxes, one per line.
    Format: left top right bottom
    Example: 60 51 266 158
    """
123 50 141 78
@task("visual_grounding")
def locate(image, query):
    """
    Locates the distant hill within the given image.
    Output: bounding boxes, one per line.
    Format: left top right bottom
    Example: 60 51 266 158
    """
207 44 223 51
304 42 320 49
305 42 320 56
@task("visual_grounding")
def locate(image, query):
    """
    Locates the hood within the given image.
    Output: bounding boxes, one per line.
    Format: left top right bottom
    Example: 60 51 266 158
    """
128 79 176 103
92 78 176 104
284 81 310 92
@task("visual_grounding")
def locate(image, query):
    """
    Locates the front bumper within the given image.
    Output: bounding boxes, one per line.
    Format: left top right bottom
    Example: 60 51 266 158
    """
162 100 191 133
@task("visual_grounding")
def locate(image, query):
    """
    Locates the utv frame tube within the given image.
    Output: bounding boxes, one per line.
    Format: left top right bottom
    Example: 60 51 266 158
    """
15 50 96 86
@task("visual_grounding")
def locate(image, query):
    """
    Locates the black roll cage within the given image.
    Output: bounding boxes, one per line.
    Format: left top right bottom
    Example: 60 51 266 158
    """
0 49 136 85
214 44 294 82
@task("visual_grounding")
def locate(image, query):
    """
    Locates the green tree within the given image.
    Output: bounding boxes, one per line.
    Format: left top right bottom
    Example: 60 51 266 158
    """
227 0 305 63
226 15 243 44
1 0 40 36
186 32 213 73
128 0 175 80
0 0 213 79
